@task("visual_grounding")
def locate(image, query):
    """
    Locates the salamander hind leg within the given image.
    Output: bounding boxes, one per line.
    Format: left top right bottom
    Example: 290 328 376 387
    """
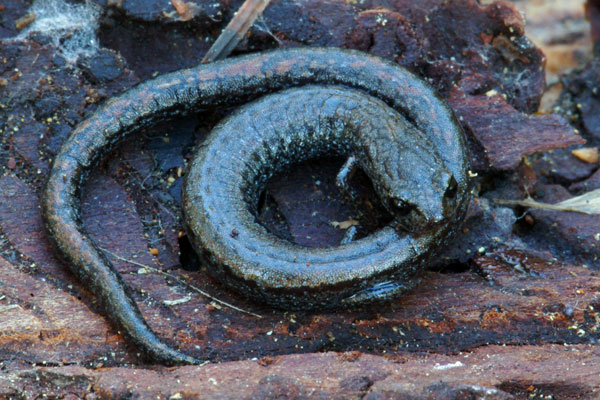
340 225 358 244
340 279 420 307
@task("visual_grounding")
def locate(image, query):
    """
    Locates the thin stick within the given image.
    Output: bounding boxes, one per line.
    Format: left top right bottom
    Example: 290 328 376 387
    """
202 0 272 63
0 304 20 313
100 247 262 318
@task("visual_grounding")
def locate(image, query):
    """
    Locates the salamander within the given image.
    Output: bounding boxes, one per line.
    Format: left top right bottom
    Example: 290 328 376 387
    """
42 47 471 365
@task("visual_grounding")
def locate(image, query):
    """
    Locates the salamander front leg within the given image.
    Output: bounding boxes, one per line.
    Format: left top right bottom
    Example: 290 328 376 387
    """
335 155 358 201
336 156 361 245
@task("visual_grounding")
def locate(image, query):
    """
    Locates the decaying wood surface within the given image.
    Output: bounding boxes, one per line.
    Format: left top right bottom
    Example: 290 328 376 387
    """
1 0 599 398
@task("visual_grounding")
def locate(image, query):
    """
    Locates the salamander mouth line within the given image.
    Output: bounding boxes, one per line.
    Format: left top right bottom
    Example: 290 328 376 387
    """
42 47 471 365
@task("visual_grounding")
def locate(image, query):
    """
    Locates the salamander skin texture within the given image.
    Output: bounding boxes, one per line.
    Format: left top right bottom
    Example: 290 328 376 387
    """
42 48 471 365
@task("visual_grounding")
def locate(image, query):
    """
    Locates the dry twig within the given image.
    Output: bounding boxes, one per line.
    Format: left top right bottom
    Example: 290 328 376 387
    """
202 0 271 63
100 247 262 318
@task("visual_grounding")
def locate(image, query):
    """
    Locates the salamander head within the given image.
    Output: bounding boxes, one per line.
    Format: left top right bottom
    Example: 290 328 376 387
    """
382 167 459 234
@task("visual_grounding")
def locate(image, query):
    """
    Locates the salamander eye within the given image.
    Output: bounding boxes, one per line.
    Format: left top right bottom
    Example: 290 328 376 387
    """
444 175 458 199
389 199 414 218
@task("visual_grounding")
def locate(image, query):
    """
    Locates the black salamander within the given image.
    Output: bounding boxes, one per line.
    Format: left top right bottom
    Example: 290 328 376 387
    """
42 48 471 365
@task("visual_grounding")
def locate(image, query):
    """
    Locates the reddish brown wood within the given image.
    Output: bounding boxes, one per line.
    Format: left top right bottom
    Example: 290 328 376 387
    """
1 0 599 398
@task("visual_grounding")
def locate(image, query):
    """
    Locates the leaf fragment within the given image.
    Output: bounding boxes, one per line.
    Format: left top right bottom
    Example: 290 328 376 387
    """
495 189 600 215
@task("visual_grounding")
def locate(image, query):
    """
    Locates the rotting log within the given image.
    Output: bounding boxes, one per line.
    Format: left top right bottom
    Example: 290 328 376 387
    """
1 0 599 398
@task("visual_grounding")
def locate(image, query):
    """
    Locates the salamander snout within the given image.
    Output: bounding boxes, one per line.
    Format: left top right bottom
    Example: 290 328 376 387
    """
442 173 459 212
389 172 458 233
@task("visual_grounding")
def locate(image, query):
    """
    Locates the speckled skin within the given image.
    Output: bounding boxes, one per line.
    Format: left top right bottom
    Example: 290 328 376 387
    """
42 48 470 365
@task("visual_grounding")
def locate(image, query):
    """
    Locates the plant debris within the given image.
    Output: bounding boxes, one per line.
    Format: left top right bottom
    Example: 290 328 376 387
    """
496 188 600 215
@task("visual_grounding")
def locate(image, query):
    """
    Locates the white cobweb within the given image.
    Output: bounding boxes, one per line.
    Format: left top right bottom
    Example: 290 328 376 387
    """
15 0 101 63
